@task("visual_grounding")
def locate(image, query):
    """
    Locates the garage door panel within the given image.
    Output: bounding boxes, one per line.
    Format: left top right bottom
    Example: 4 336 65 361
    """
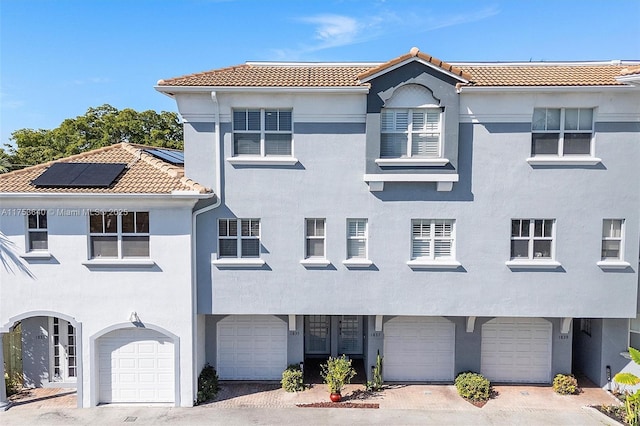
98 329 175 404
384 316 455 382
217 315 287 380
481 318 551 383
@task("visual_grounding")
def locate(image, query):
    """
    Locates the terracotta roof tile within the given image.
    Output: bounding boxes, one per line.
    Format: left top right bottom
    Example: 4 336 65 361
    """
157 48 638 89
457 64 633 86
0 143 211 195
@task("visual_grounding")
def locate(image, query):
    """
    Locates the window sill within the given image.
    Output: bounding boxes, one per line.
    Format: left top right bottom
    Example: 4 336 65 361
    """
526 156 602 166
212 258 266 268
227 156 299 166
342 259 373 268
505 259 562 270
375 158 450 167
20 251 52 260
300 258 331 268
82 259 156 267
597 260 632 270
407 260 462 270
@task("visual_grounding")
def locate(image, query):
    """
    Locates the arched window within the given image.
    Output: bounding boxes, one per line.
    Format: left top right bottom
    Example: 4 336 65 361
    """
380 84 443 159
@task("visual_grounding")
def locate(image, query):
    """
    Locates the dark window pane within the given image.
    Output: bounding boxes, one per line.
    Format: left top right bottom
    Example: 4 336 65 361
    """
511 240 529 258
38 213 47 229
511 220 521 237
122 212 135 233
29 231 48 251
122 236 149 257
380 134 407 158
265 134 292 156
265 110 278 131
104 214 117 233
279 110 292 131
602 241 620 259
532 133 559 155
136 212 149 233
564 133 591 155
219 239 237 257
28 214 38 229
233 110 246 131
234 133 260 155
247 110 261 131
306 239 324 257
533 240 551 258
241 239 260 257
90 214 103 233
91 236 118 258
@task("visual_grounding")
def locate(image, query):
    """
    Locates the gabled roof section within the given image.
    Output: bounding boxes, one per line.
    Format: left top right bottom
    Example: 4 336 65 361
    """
157 64 372 88
0 143 210 195
357 47 473 83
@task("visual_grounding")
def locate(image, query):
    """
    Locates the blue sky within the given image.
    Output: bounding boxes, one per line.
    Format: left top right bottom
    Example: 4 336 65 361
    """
2 0 639 149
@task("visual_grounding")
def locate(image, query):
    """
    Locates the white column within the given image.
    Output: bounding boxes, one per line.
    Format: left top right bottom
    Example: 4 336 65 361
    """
0 333 12 411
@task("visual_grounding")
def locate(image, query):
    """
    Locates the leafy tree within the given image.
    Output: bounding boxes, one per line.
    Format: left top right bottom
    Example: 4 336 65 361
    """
3 104 183 171
614 347 640 426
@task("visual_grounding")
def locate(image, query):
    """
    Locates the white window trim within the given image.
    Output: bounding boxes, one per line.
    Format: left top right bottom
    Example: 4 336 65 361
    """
26 211 48 253
232 108 294 158
212 257 266 268
344 218 371 266
303 218 327 263
598 218 630 269
378 107 446 165
505 259 562 269
409 219 457 265
530 107 598 164
217 218 261 260
510 219 556 260
87 211 150 260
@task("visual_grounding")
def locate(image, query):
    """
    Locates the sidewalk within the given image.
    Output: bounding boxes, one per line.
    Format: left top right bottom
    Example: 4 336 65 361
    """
2 380 623 425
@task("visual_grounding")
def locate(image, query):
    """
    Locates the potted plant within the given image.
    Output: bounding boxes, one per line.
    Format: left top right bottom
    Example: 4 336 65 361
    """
320 354 356 402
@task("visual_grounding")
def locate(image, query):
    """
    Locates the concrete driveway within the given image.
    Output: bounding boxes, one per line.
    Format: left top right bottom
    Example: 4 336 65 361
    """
2 380 623 425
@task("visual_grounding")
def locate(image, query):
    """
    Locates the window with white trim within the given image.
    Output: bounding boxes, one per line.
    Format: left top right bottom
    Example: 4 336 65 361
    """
305 218 326 259
346 219 368 260
630 314 640 348
27 212 48 251
381 109 441 158
233 109 292 157
601 219 624 261
531 108 594 157
411 219 455 260
218 218 260 258
510 219 554 260
89 211 149 258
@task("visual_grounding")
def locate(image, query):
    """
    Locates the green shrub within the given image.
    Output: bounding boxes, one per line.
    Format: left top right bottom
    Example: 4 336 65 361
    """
455 372 491 402
281 364 305 392
4 372 21 397
553 373 579 395
365 352 384 392
195 363 219 404
321 355 356 394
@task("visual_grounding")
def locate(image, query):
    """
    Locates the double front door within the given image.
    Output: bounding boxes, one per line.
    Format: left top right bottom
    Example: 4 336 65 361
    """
304 315 363 356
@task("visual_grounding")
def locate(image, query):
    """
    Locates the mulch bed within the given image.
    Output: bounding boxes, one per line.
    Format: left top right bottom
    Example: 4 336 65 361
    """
297 402 379 408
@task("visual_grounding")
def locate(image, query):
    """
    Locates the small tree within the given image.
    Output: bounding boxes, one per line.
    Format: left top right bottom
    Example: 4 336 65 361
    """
613 347 640 426
321 355 356 395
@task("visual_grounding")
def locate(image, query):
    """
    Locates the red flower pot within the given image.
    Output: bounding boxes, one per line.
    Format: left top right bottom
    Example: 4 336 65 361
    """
330 392 341 402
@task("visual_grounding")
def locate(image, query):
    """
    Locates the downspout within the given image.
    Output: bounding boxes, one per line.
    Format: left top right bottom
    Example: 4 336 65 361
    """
190 91 222 404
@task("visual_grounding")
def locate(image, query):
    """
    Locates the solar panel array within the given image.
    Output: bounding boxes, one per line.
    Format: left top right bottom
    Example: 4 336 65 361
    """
31 163 127 188
144 148 184 165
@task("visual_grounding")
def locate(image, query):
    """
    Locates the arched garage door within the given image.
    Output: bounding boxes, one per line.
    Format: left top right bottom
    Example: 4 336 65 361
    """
98 328 175 404
383 316 455 382
217 315 287 380
481 317 552 383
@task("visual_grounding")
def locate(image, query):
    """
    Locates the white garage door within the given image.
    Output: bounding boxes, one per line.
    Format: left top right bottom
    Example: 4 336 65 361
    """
383 316 455 382
98 328 175 404
481 317 552 383
217 315 287 380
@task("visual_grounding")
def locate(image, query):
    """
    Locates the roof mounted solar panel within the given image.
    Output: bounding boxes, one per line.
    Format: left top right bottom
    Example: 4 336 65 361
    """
31 163 127 188
144 148 184 165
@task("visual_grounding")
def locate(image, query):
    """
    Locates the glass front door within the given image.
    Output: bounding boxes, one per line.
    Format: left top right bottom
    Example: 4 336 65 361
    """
338 315 363 355
49 317 77 382
305 315 331 355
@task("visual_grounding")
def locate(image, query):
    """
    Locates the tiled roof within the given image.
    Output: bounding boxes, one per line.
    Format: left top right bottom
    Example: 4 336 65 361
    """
456 64 633 87
357 47 473 81
158 64 371 87
0 143 210 195
157 48 638 89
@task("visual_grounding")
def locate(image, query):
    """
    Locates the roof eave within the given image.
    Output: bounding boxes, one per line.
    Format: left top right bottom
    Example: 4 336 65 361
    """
0 192 214 200
155 85 370 94
458 85 632 93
